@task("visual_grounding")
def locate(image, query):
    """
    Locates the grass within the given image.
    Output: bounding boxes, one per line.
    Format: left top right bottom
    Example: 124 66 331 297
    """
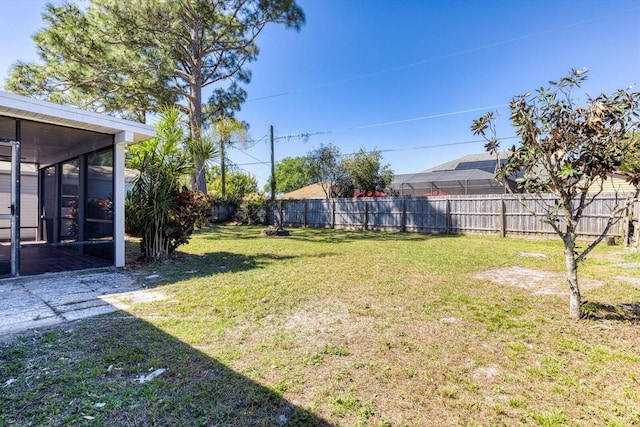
2 225 640 426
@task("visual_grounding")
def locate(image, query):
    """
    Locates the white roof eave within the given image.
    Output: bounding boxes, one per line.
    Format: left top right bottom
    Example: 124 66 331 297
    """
0 91 155 143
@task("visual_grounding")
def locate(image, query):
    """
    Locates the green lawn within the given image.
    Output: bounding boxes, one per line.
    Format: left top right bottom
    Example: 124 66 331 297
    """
2 226 639 426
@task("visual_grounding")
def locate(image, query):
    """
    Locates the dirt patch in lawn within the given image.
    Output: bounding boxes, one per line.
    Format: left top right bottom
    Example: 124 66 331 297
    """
615 276 640 287
473 266 605 296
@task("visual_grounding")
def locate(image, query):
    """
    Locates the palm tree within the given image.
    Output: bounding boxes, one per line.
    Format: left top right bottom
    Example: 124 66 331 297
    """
184 133 220 194
210 117 248 198
125 106 191 261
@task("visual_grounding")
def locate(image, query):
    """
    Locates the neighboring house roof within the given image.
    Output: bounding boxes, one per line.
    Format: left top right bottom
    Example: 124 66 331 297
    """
279 184 389 199
278 183 328 199
391 169 505 194
354 190 388 198
422 152 508 173
394 168 498 185
390 152 510 195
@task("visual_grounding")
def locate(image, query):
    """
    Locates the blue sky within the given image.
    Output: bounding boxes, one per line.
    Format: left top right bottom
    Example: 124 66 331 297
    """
1 0 639 188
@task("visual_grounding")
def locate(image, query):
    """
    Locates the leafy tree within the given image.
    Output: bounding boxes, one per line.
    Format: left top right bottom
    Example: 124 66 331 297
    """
268 156 315 194
125 106 212 261
209 169 258 203
4 2 175 122
6 0 305 191
307 143 351 198
472 69 640 320
305 144 394 198
204 83 248 124
620 132 640 175
126 105 219 197
341 148 394 195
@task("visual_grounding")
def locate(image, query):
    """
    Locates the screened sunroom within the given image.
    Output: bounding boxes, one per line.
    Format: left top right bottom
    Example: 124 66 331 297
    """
0 91 154 277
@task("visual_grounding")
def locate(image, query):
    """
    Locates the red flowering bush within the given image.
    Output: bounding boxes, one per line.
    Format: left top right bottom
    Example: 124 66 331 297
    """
165 189 213 253
88 197 113 219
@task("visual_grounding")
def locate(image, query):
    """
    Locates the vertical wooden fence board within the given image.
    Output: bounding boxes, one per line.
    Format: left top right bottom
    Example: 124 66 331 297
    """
405 198 444 233
448 196 500 234
303 199 331 228
575 195 627 238
280 200 305 227
367 197 403 231
634 201 640 249
334 199 364 229
503 195 558 237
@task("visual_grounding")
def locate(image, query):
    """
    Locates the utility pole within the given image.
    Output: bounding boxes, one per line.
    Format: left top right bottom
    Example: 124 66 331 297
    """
220 138 226 198
270 125 275 203
269 125 276 225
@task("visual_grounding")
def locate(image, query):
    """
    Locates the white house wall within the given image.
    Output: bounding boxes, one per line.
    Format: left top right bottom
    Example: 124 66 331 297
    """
0 165 38 241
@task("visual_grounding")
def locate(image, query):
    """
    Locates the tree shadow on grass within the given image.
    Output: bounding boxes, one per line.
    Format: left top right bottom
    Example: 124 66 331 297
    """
198 224 462 245
582 300 640 322
0 316 331 426
287 230 464 247
166 250 295 276
145 250 337 284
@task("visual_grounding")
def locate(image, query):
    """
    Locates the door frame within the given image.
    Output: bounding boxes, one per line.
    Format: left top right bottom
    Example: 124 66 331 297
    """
0 139 20 276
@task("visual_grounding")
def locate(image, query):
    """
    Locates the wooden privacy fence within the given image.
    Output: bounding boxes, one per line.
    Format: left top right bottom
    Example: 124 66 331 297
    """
270 194 639 245
212 202 236 222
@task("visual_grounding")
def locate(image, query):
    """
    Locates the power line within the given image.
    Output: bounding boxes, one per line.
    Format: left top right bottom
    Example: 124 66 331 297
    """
233 160 270 166
232 165 270 182
275 130 332 141
376 136 519 154
233 144 267 164
243 134 269 149
218 156 270 181
227 103 517 168
229 130 331 146
351 104 509 130
245 8 637 103
231 135 520 167
233 101 510 147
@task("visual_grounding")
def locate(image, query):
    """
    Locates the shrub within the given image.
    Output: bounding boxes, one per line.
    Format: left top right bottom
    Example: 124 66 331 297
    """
165 189 213 253
125 106 194 262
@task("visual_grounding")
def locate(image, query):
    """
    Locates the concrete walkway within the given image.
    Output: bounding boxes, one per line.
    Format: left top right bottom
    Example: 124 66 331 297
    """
0 269 158 340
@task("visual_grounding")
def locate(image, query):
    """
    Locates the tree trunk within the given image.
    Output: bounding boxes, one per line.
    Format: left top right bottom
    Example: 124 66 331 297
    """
188 105 207 193
187 89 206 193
194 158 207 194
220 139 226 198
563 234 582 320
187 57 207 193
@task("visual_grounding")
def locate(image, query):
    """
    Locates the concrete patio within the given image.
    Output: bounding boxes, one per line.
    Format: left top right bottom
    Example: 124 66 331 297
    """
0 269 166 340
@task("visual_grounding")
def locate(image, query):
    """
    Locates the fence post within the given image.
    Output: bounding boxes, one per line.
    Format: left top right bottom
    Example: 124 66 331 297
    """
266 200 273 225
401 197 407 233
633 201 640 249
623 202 630 247
303 200 308 228
278 200 283 226
500 198 506 238
363 199 368 230
331 198 336 229
445 199 451 234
